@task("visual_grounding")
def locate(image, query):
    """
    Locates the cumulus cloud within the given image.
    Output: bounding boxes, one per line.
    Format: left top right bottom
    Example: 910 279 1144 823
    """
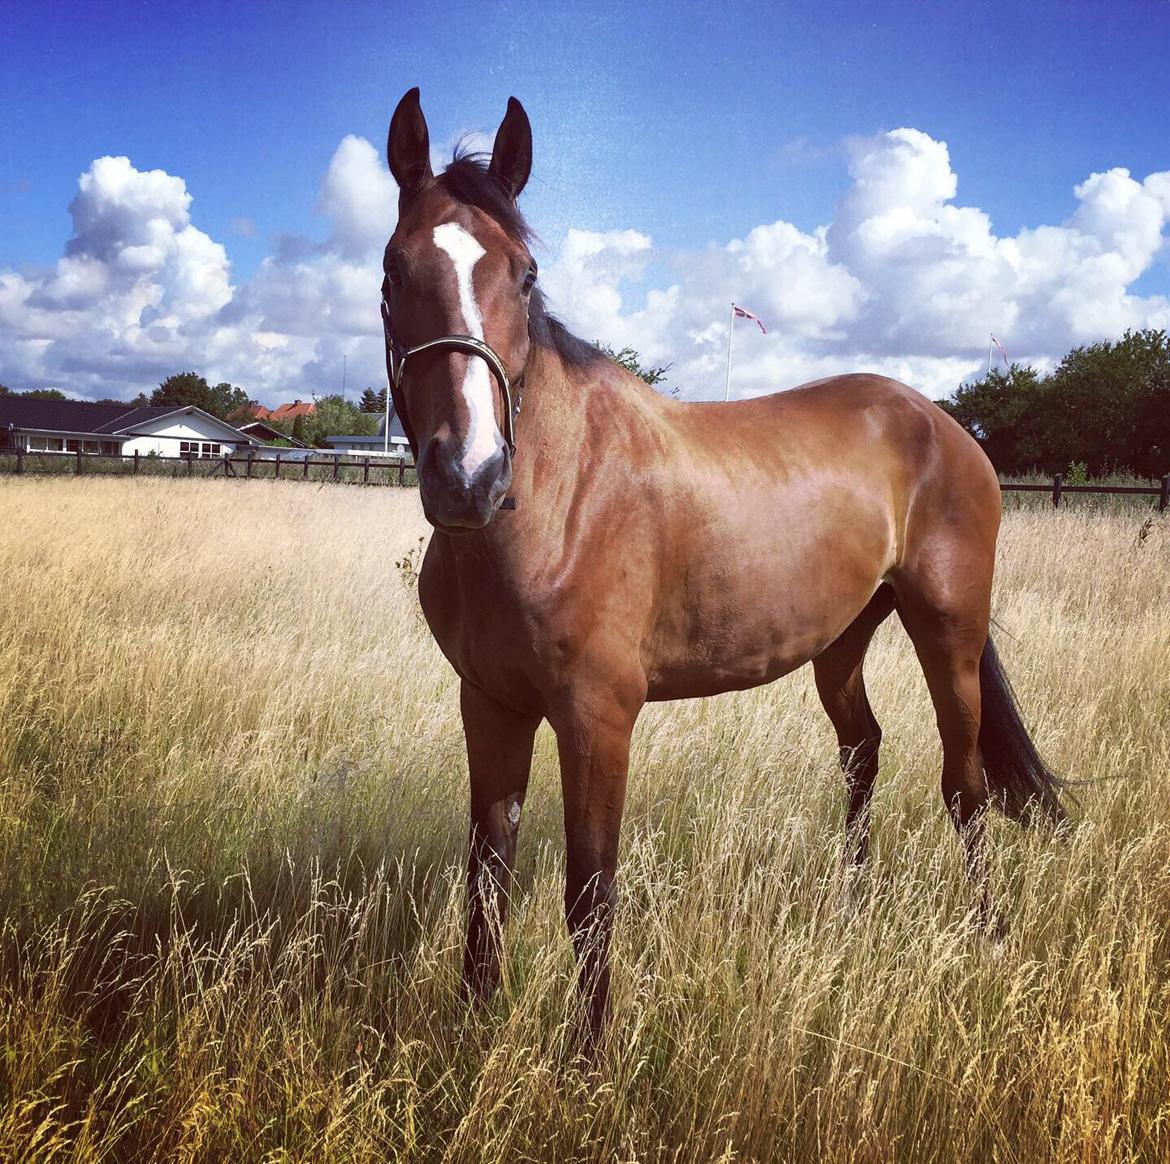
1 126 1167 405
317 135 397 261
0 142 397 402
539 127 1170 399
0 156 235 392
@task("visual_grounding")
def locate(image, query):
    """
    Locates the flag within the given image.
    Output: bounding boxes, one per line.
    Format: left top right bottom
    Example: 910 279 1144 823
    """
733 304 767 334
991 334 1009 365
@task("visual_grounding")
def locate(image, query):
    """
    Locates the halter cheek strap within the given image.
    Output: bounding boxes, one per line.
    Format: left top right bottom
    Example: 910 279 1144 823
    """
381 293 522 458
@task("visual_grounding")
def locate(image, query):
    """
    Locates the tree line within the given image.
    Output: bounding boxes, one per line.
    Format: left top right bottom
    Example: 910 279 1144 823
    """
936 329 1170 479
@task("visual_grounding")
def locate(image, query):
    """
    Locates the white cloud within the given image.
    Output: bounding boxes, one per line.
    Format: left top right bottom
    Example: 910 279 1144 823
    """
537 127 1170 399
317 135 397 261
0 144 397 401
1 127 1167 405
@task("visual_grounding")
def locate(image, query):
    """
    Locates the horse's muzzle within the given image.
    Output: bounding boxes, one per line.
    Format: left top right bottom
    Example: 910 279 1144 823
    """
417 439 511 532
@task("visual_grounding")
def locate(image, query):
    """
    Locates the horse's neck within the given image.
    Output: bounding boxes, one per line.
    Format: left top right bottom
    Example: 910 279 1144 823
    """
512 343 592 486
442 343 641 572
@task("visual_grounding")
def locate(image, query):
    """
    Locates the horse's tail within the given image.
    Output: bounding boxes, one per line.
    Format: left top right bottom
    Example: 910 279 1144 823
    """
979 635 1070 826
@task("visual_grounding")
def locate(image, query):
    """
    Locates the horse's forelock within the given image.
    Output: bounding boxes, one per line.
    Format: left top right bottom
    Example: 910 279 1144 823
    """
403 149 601 372
437 150 534 247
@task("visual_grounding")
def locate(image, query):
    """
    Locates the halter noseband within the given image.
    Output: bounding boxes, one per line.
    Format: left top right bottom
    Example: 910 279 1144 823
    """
381 292 521 457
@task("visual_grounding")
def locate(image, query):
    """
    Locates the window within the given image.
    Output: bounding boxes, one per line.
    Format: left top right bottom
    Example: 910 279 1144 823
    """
179 440 222 458
26 436 64 452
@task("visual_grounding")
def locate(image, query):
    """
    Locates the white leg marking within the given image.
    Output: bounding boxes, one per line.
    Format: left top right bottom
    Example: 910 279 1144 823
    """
432 221 504 476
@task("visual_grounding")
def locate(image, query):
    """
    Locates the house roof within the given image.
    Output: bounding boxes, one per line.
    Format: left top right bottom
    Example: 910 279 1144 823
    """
269 399 316 422
238 419 309 447
0 397 177 434
0 397 259 444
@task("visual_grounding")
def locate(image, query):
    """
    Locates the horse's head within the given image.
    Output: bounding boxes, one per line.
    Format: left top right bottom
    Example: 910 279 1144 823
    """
383 88 536 533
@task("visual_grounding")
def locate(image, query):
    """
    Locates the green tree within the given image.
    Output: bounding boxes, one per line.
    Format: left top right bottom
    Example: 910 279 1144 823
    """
18 388 68 400
598 344 672 389
358 387 388 413
151 374 254 421
1040 330 1170 475
939 330 1170 477
151 372 216 414
291 413 307 445
1129 373 1170 478
211 382 253 422
936 365 1048 473
0 384 67 399
304 395 378 447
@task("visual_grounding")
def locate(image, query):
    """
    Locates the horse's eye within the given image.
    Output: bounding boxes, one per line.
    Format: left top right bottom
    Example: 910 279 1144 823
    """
521 264 537 295
385 253 404 289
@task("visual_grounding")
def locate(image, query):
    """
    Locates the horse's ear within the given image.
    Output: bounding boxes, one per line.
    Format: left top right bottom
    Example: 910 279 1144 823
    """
388 87 433 199
489 97 532 200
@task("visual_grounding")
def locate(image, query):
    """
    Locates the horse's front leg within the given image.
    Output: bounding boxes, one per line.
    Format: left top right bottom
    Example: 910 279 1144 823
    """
550 679 643 1055
460 679 541 1004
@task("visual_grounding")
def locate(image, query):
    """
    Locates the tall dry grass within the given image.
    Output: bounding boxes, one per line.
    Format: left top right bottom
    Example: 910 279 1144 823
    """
1 475 1168 1162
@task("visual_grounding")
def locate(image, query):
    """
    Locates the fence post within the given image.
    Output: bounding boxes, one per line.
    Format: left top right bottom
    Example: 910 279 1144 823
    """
397 462 405 487
333 454 340 482
133 449 140 476
303 455 311 481
15 449 23 475
187 451 193 477
1052 473 1063 508
274 453 281 480
1160 474 1170 513
363 457 370 484
75 448 83 475
246 448 254 479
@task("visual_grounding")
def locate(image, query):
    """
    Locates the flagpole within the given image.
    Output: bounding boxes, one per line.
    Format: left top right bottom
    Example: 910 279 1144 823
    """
987 334 993 377
383 385 390 456
724 302 735 402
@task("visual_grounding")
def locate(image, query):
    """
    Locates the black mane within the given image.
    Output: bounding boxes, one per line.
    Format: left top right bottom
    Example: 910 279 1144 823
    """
437 149 605 370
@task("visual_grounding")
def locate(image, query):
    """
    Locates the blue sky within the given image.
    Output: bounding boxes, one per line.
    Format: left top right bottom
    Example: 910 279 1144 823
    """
2 0 1168 403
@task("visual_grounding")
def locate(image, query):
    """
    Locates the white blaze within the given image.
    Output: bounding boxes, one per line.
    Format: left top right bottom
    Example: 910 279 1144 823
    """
432 221 504 476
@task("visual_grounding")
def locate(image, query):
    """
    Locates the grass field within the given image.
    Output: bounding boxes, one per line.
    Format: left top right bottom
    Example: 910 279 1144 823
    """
1 476 1169 1163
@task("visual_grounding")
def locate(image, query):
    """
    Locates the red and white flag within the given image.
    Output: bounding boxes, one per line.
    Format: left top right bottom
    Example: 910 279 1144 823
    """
991 334 1009 364
733 304 767 334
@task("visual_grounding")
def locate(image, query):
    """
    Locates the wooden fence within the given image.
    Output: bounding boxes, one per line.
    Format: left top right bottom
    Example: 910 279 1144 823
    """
1 450 1168 509
1002 473 1170 510
0 448 416 487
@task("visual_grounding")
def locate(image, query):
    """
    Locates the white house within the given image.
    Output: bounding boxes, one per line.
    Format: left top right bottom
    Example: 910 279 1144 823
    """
0 398 260 458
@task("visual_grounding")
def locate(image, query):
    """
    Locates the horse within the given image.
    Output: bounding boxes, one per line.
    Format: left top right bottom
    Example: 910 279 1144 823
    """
379 87 1067 1052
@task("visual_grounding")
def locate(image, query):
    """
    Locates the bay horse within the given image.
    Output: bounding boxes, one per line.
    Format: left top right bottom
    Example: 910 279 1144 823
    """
380 88 1067 1051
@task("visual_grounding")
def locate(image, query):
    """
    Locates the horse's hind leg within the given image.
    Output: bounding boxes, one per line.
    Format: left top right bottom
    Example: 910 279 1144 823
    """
813 583 897 865
890 552 999 929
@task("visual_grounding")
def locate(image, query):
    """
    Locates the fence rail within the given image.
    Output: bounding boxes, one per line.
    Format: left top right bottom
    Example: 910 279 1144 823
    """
0 448 417 487
1002 473 1170 510
1 450 1168 509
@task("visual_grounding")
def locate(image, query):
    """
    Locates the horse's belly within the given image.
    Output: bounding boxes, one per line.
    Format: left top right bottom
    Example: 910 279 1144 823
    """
643 545 887 702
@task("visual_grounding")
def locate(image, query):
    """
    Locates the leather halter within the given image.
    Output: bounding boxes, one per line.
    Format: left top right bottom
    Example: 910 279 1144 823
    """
380 289 521 457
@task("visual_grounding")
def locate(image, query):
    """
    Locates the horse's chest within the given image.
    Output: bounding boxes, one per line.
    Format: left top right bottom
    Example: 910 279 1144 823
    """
418 551 541 698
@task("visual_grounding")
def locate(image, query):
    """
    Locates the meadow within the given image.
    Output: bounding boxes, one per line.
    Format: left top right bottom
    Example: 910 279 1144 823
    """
1 475 1168 1163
